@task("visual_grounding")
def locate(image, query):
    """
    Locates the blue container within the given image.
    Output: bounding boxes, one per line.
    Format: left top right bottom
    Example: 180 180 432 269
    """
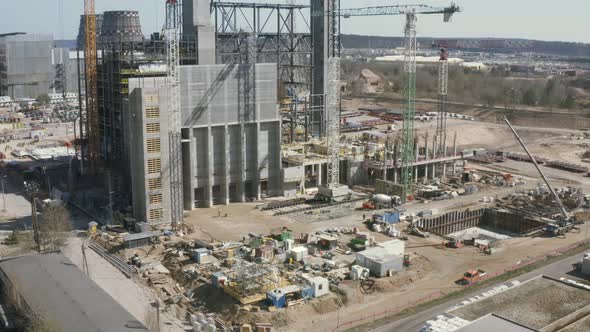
300 287 314 299
381 212 400 224
374 212 400 224
267 291 286 308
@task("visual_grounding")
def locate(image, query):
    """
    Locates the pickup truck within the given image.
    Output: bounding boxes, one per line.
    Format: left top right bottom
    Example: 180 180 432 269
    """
457 269 487 285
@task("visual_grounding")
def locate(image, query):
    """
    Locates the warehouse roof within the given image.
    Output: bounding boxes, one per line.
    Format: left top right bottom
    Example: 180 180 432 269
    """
0 253 147 332
457 314 537 332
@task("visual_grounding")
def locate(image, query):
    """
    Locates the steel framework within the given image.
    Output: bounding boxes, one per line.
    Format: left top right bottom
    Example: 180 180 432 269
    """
84 0 99 172
211 1 312 93
166 0 184 231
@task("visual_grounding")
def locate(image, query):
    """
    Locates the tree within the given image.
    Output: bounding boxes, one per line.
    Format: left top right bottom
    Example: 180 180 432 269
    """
36 94 51 105
522 88 537 106
39 205 72 252
562 93 576 109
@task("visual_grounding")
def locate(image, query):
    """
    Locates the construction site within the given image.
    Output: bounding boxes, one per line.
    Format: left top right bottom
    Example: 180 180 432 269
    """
1 0 590 332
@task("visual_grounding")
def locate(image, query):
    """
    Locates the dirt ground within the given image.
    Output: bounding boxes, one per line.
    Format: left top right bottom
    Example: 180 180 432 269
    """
180 117 590 331
449 276 590 330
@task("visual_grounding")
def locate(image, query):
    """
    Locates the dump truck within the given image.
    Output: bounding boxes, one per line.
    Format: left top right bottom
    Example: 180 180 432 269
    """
457 269 487 285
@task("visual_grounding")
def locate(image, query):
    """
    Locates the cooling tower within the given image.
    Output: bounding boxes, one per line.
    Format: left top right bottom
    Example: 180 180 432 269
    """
100 11 144 44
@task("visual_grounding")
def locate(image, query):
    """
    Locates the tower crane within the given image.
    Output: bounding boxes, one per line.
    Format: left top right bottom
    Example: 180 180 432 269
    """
435 48 449 179
84 0 99 172
313 3 459 201
166 0 184 232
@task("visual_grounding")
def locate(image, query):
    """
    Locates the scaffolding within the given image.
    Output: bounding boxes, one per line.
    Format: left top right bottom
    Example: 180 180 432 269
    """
94 38 196 208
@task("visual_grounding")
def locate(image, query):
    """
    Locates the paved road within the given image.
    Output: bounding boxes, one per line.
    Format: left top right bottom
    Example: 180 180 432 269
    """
371 251 588 332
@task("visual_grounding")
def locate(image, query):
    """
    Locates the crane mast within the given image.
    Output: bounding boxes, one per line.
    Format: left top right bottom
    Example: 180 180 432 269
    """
435 48 449 178
313 3 459 200
400 12 417 199
166 0 184 231
84 0 99 172
504 118 570 220
326 0 341 187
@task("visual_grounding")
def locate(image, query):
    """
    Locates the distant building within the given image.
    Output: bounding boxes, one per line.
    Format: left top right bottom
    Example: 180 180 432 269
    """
0 33 80 99
0 33 54 99
0 96 12 107
461 62 489 71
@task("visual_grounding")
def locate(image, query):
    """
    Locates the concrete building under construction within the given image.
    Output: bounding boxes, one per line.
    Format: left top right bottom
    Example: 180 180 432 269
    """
87 2 282 223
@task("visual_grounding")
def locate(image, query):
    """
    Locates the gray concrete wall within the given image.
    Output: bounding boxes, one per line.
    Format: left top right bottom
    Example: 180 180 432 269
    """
183 0 215 65
179 64 281 208
180 63 278 126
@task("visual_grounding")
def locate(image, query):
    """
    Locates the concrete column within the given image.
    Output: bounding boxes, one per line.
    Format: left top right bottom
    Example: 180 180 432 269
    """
414 165 418 183
424 140 429 183
224 124 230 205
240 123 246 202
207 126 213 207
383 141 388 181
255 121 261 200
189 132 197 209
453 132 458 176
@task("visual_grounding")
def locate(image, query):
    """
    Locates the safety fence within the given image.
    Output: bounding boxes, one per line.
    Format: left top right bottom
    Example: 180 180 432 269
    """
329 239 589 332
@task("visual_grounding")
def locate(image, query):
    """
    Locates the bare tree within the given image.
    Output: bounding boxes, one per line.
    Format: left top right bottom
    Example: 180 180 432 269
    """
39 205 72 252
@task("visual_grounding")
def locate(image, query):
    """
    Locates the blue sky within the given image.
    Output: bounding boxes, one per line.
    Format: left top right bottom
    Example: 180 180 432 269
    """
1 0 589 43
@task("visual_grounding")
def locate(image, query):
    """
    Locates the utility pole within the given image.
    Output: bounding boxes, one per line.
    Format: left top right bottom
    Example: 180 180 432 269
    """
24 181 41 253
0 174 6 211
81 241 89 275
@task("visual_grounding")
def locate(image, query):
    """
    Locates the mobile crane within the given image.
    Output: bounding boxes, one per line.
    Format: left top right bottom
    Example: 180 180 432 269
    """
504 117 574 236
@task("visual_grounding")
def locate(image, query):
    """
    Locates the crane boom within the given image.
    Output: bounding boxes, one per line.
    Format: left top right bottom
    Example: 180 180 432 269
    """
313 3 460 20
504 117 570 219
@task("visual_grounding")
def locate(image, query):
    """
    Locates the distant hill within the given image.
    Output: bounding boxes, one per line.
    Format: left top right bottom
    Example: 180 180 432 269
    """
342 34 590 57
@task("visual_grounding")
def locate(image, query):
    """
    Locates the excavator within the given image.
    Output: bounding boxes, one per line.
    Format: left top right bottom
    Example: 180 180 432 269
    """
504 118 575 236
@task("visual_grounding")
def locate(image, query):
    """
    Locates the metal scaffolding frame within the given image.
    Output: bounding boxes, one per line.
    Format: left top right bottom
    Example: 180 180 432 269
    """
211 1 312 94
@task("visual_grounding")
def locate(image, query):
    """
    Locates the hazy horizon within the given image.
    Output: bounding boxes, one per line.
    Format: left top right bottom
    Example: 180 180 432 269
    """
1 0 589 44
